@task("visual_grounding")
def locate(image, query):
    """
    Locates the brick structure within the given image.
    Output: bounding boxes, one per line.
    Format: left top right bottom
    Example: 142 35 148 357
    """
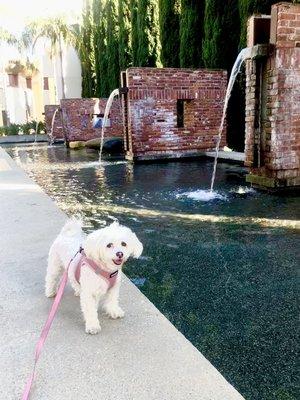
44 105 65 142
60 98 123 143
120 68 227 161
245 2 300 189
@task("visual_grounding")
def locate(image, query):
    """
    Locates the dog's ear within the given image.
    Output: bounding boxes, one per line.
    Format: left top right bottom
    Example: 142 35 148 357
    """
130 232 143 259
109 220 119 228
84 229 106 260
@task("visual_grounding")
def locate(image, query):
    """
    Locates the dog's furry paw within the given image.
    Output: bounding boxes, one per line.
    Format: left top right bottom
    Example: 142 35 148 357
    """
105 306 125 319
85 323 101 335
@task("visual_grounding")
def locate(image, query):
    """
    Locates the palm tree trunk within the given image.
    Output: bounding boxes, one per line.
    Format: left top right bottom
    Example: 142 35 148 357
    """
58 36 66 99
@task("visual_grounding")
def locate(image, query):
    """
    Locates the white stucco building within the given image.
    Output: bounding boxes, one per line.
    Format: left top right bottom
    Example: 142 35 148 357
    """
0 39 82 126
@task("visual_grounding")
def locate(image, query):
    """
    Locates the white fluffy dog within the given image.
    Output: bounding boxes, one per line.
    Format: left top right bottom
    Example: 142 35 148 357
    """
45 219 143 334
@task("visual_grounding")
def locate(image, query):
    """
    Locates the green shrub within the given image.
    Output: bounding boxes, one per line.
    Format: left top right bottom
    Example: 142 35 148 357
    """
0 124 19 136
0 120 45 136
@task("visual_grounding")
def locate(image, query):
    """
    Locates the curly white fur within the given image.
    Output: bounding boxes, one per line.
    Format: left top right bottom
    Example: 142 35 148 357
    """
45 219 143 334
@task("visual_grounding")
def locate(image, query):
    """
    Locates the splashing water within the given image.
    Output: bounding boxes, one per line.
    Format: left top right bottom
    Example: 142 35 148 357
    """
99 88 120 164
231 186 255 195
210 47 252 192
177 190 227 202
49 108 59 145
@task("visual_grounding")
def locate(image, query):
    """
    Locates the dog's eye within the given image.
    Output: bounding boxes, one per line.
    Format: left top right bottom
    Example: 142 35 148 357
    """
107 243 113 248
121 242 127 247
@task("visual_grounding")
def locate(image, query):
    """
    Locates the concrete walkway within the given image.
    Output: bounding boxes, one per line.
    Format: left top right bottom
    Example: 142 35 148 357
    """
0 146 245 400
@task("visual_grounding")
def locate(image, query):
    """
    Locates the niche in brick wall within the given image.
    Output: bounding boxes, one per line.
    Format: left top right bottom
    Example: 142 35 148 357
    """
177 99 192 128
92 113 111 128
248 15 271 47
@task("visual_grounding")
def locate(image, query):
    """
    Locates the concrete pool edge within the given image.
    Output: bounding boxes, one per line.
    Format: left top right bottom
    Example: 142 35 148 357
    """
0 146 245 400
0 134 48 144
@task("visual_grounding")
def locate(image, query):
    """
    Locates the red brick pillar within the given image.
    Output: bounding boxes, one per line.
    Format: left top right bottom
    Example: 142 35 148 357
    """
245 59 257 168
245 2 300 189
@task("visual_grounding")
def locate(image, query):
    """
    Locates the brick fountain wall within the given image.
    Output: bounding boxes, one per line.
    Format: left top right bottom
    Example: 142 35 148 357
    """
245 2 300 189
45 99 123 144
44 105 64 142
122 67 227 161
59 98 123 143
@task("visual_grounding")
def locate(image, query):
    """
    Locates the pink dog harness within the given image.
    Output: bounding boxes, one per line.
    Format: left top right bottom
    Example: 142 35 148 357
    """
21 247 119 400
74 247 119 288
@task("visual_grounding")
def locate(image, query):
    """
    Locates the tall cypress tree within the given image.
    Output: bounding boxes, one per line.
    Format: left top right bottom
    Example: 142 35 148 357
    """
81 0 95 97
92 0 109 97
92 0 102 97
130 0 139 66
158 0 180 67
179 0 205 68
137 0 160 67
106 0 120 92
201 1 241 152
239 0 278 47
118 0 132 71
202 0 240 71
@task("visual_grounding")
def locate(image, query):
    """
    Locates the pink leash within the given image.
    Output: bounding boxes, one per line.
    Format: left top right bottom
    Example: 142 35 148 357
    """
21 254 75 400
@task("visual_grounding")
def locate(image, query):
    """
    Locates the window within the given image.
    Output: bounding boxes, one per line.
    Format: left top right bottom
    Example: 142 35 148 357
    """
1 110 8 126
92 114 111 128
177 100 185 128
26 78 32 89
177 99 192 128
43 77 49 90
8 74 18 87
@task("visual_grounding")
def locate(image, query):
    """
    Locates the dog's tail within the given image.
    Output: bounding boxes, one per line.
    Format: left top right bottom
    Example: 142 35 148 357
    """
60 218 83 236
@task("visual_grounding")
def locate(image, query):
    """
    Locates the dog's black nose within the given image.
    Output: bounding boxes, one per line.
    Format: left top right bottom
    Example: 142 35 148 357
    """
116 251 123 258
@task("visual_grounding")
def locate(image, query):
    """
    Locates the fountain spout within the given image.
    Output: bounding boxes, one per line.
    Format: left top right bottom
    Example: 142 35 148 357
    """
49 108 59 146
98 88 120 164
210 47 253 192
34 121 39 143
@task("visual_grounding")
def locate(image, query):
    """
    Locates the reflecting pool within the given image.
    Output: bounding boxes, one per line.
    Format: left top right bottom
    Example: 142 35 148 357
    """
5 143 300 400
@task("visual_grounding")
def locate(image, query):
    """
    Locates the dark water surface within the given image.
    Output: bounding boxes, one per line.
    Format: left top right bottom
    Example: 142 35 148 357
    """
5 143 300 400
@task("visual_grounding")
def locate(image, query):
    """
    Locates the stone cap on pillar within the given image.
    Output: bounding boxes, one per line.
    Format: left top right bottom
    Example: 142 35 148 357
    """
249 44 273 59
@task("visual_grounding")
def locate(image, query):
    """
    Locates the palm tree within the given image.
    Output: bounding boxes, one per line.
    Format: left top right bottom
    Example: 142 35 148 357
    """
23 17 78 99
0 27 18 46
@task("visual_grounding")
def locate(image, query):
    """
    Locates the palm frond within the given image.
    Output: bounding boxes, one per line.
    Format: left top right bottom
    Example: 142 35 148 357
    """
0 27 18 46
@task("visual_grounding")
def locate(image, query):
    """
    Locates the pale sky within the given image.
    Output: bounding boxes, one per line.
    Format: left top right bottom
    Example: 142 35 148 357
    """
0 0 83 35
